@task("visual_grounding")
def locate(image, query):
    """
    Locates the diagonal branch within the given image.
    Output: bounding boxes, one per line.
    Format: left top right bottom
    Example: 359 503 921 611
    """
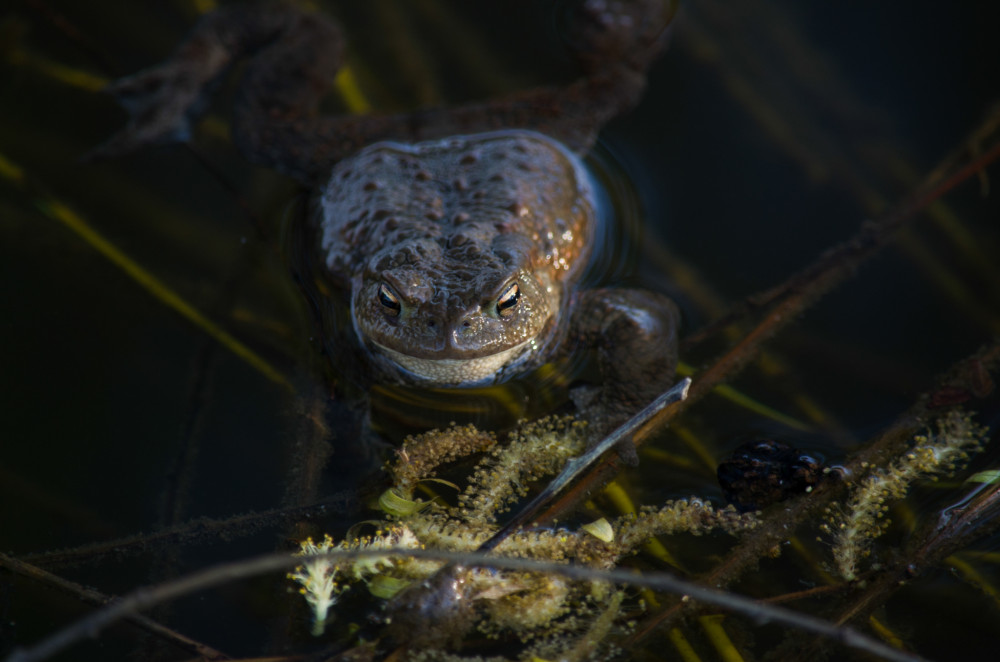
23 497 356 569
0 553 229 660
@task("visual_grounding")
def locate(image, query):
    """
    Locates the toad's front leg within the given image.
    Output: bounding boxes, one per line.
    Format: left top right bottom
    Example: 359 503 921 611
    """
566 289 680 458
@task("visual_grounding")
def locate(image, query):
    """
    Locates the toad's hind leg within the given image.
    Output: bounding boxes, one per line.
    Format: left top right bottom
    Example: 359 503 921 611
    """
96 1 671 184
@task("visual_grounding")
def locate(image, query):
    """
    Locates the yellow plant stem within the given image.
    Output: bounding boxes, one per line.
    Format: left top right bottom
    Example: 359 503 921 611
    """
0 151 293 392
948 554 1000 612
42 200 294 391
673 425 717 473
669 627 704 662
334 67 371 114
677 362 812 432
868 616 904 649
698 614 745 662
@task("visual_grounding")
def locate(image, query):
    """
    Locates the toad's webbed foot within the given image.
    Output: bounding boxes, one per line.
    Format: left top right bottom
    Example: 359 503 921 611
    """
567 288 680 462
87 61 207 159
89 5 344 175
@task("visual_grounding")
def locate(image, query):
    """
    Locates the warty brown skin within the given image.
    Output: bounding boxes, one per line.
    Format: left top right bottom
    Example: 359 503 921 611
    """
317 131 593 385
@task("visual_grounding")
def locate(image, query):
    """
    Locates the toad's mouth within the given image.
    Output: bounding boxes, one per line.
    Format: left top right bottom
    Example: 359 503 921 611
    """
373 338 535 386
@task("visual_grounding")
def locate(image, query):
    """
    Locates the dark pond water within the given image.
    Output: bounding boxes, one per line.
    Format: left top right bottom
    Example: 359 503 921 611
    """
2 1 1000 660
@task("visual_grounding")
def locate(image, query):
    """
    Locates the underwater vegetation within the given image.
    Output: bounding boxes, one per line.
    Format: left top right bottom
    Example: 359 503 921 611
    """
2 1 1000 661
824 411 989 582
275 406 991 660
289 417 757 655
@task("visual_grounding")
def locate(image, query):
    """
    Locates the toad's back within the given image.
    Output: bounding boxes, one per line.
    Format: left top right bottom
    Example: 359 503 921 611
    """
317 131 594 284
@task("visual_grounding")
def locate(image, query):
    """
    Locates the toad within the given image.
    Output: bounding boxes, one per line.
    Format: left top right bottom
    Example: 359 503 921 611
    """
96 0 680 443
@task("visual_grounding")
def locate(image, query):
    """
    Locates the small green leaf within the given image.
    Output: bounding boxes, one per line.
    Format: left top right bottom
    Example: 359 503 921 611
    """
367 575 411 599
581 517 615 542
378 489 427 517
966 469 1000 485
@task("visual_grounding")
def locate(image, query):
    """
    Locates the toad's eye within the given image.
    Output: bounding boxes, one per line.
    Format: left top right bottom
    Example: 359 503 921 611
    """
496 282 520 317
378 283 401 316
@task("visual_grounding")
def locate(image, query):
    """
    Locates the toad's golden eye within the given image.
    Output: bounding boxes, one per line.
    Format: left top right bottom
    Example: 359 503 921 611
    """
496 282 520 317
378 283 401 316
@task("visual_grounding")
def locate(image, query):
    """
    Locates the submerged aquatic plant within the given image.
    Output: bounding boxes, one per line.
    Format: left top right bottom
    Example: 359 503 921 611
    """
288 527 424 636
289 416 758 654
823 410 988 581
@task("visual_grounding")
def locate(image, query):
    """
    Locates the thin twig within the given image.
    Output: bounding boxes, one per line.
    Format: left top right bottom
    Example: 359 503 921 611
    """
183 144 277 245
761 584 848 605
2 547 928 662
478 378 691 553
23 497 357 569
281 389 336 508
0 554 229 660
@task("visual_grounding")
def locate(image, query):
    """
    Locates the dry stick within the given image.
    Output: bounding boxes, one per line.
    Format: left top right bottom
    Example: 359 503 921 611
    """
761 584 849 605
161 339 215 529
627 336 1000 646
23 498 356 569
2 548 928 662
281 389 336 508
140 337 220 661
531 119 1000 532
478 378 691 553
182 144 277 246
0 554 229 661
